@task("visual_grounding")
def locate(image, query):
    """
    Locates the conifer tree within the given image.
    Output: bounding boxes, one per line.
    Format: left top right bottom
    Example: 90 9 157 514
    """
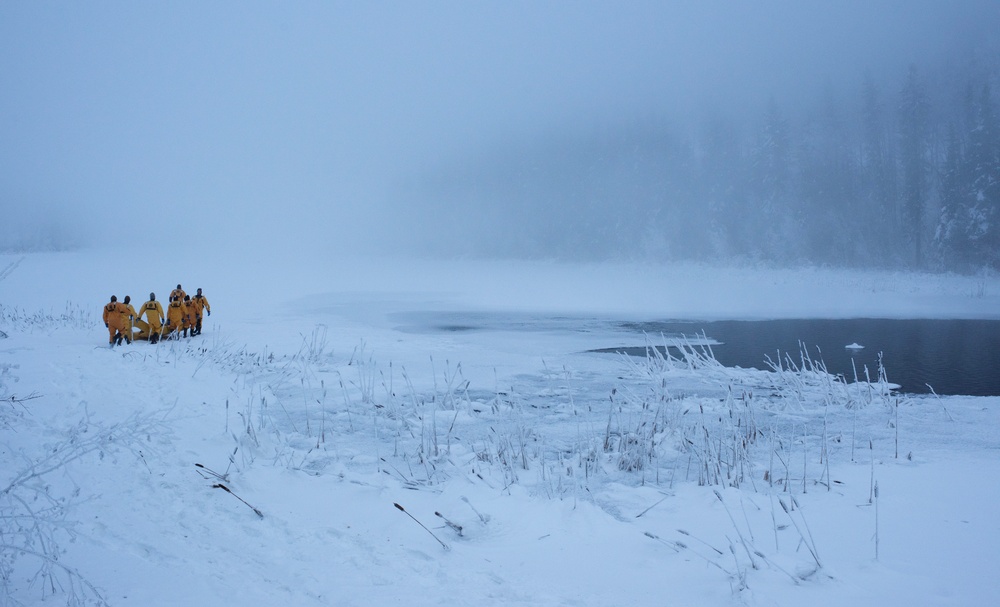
898 65 931 268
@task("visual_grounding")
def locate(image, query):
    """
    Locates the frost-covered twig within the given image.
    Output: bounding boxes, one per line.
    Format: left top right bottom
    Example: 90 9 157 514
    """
2 410 166 606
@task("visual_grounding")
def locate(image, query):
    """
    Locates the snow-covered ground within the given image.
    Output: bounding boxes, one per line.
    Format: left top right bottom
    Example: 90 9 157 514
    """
2 247 999 606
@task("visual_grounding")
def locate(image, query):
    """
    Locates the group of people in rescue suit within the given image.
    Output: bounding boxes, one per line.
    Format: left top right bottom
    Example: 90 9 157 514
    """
102 284 211 346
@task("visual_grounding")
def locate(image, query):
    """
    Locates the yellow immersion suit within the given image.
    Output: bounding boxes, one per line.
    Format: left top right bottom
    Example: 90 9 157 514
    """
165 298 188 338
192 291 210 335
123 300 138 341
137 298 165 341
102 299 130 345
181 297 193 332
170 286 187 303
188 296 202 319
193 290 210 313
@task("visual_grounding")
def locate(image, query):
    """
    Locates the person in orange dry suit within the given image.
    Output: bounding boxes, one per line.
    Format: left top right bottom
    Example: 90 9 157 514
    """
189 288 211 336
122 295 137 342
102 295 131 346
137 292 165 344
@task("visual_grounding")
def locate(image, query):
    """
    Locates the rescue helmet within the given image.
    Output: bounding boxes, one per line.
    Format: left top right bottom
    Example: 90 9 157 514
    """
124 295 130 304
176 284 182 289
150 292 156 300
110 295 117 302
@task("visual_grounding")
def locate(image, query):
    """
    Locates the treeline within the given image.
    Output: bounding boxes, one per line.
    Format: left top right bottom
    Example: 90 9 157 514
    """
422 59 999 272
688 64 1000 271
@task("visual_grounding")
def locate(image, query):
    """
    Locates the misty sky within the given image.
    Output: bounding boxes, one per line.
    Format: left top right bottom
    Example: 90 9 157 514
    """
2 1 998 254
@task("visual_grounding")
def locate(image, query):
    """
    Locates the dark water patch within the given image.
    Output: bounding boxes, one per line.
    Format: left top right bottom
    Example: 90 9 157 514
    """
391 311 608 334
438 325 477 332
616 319 1000 396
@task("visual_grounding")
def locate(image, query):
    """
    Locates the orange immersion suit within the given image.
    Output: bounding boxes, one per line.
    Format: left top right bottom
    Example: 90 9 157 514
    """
102 300 130 345
170 286 187 303
138 298 165 341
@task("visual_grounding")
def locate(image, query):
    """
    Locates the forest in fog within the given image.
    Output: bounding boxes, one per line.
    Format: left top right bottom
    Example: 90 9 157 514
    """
414 56 1000 272
2 3 998 272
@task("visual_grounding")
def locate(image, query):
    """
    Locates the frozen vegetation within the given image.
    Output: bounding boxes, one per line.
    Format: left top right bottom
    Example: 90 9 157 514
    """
1 248 999 606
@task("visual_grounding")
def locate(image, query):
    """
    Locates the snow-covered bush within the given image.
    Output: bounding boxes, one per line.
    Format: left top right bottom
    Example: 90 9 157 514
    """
0 303 93 334
1 365 167 606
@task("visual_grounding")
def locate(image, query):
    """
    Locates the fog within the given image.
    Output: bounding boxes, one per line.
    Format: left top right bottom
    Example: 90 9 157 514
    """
2 2 998 267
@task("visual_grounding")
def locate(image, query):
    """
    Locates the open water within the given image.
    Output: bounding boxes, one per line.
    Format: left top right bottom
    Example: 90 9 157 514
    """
614 318 1000 397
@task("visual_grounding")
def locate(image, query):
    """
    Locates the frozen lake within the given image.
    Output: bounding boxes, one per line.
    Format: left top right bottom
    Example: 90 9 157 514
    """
393 312 1000 396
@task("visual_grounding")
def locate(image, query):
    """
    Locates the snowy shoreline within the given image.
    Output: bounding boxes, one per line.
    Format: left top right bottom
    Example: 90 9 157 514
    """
2 249 999 606
3 247 999 321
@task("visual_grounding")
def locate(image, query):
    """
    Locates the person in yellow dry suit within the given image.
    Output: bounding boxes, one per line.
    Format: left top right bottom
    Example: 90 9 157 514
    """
181 295 194 335
122 295 138 342
164 295 189 339
137 292 165 344
170 284 187 303
190 288 210 336
102 295 131 346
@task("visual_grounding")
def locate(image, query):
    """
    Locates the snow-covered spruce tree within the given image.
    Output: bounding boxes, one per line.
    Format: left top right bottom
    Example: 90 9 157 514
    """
935 123 972 267
745 98 795 261
935 82 1000 269
860 73 900 264
697 114 746 260
798 85 864 265
964 83 1000 267
898 65 932 269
